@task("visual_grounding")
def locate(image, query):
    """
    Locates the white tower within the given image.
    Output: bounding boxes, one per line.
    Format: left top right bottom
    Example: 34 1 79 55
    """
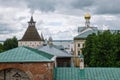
79 54 84 69
84 13 91 27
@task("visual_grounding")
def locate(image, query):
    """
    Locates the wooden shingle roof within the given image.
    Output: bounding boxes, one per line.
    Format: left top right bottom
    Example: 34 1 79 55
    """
20 16 42 41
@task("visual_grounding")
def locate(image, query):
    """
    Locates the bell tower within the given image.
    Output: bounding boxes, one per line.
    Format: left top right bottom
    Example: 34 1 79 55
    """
28 16 36 27
18 16 44 48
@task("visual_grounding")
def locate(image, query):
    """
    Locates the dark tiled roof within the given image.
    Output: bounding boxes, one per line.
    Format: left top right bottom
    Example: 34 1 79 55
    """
20 16 42 41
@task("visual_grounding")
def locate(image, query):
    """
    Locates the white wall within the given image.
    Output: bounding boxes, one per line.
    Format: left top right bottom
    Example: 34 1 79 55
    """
18 41 43 48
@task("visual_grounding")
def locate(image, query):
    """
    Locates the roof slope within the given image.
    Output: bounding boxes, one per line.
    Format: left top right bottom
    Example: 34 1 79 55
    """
0 46 54 62
75 27 118 40
78 27 86 33
37 45 72 57
54 67 120 80
74 28 98 40
20 16 42 41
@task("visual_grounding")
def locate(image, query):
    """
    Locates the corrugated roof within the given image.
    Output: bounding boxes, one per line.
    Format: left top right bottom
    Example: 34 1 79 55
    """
78 27 86 33
75 27 119 40
74 28 98 40
54 67 120 80
0 46 54 62
37 45 72 57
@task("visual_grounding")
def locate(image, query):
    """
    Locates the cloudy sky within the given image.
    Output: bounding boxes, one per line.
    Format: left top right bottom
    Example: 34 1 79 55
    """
0 0 120 40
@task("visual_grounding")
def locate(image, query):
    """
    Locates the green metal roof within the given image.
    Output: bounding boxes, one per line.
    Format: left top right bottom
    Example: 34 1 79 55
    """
0 46 54 62
74 27 119 40
54 67 120 80
74 29 97 40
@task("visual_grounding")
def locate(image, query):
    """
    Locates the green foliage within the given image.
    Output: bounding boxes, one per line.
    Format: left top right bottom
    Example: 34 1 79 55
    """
0 43 4 53
3 37 18 51
83 30 120 67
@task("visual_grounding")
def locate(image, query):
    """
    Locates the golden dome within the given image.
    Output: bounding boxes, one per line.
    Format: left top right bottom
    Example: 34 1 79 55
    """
84 13 91 19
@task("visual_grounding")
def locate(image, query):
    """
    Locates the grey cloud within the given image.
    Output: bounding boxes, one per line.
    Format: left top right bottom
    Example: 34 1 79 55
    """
0 0 26 8
0 23 22 34
25 0 94 14
91 16 120 30
71 0 94 9
26 0 56 13
69 0 120 15
0 0 120 40
53 30 75 40
0 0 120 15
94 0 120 14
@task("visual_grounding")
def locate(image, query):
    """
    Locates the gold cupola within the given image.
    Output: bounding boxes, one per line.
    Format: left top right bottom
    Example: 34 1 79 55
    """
84 13 91 20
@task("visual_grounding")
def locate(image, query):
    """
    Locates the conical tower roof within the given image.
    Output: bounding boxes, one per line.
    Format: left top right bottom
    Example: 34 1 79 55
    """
29 16 35 23
20 16 42 41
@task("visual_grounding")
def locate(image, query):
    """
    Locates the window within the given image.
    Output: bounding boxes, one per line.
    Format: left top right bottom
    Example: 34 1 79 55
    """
78 51 80 55
78 43 80 47
83 44 85 48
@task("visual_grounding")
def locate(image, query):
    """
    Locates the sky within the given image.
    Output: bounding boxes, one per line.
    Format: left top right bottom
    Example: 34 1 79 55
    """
0 0 120 40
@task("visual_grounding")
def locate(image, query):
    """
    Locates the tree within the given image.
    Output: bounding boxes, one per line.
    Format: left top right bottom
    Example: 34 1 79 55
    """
83 30 120 67
0 43 4 53
115 31 120 66
3 37 18 50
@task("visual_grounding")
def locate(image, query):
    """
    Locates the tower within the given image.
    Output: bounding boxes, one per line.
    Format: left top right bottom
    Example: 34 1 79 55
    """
18 16 44 48
79 54 84 69
84 13 91 27
41 33 44 41
48 37 53 45
28 16 36 27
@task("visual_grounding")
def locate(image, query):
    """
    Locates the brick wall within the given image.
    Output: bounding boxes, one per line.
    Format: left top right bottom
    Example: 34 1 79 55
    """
0 62 54 80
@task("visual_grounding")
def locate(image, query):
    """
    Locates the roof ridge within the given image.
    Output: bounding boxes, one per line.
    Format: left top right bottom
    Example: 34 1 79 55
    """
24 46 54 59
0 46 20 54
0 46 54 62
75 28 92 38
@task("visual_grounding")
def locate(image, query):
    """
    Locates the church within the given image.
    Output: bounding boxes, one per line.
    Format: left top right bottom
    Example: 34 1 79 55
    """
74 13 118 67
